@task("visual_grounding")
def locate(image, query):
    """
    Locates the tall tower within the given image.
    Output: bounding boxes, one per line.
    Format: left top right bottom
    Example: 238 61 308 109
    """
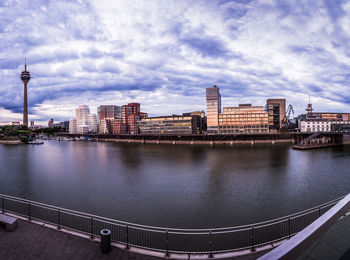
20 58 31 127
206 85 221 133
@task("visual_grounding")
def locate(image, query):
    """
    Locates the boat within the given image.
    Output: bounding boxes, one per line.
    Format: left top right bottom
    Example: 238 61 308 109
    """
27 141 44 145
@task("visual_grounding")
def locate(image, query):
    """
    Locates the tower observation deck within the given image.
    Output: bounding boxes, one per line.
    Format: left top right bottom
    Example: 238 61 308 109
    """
20 59 31 127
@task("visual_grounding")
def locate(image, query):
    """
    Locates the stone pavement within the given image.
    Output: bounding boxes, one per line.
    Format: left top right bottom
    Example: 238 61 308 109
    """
297 213 350 260
0 219 162 260
0 219 268 260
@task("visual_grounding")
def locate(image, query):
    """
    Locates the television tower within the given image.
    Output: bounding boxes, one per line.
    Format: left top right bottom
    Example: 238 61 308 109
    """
20 58 31 127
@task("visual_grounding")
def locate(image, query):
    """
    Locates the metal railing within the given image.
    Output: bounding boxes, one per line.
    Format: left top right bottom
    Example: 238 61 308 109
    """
259 193 350 259
0 193 345 255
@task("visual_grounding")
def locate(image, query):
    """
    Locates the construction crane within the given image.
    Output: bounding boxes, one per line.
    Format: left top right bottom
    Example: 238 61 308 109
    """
281 105 294 131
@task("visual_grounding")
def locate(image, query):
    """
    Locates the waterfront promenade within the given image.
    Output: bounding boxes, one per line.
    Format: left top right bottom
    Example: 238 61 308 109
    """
0 219 268 260
0 219 161 260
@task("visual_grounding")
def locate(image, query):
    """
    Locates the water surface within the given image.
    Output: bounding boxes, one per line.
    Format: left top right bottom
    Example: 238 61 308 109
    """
0 141 349 228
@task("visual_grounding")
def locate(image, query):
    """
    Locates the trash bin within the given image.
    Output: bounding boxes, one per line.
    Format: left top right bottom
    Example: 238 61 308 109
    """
100 229 111 253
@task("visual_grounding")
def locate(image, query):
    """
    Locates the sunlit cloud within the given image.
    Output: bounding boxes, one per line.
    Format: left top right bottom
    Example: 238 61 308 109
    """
0 0 350 124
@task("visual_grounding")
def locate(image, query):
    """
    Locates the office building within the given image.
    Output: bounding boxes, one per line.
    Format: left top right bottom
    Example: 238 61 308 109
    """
139 115 199 135
97 105 121 134
69 118 77 134
120 103 147 134
69 105 98 134
182 111 206 133
300 107 350 133
219 104 269 134
112 118 127 134
266 99 286 131
206 85 221 133
48 118 54 128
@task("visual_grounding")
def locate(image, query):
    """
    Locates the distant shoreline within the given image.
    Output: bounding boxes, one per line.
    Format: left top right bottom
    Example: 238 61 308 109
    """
0 140 22 145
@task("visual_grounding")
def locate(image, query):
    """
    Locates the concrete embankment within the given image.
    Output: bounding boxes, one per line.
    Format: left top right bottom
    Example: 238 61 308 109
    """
59 133 294 146
95 138 293 145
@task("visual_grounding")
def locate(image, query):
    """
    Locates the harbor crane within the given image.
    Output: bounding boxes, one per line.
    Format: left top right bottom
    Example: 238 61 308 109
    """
281 105 294 131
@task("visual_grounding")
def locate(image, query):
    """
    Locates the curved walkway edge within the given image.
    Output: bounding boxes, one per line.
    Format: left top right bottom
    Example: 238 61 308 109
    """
1 213 274 259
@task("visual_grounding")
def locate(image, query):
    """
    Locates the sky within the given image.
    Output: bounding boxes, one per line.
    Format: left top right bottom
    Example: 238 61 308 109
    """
1 0 350 124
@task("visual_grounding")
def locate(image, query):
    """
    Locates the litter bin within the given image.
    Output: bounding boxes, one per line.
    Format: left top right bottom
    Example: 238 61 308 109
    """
100 229 111 253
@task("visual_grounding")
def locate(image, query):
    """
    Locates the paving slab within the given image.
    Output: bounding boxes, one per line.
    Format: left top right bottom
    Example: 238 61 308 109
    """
0 218 271 259
297 214 350 260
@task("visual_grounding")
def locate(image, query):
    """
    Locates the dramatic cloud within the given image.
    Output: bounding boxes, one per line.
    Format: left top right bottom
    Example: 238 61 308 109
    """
0 0 350 124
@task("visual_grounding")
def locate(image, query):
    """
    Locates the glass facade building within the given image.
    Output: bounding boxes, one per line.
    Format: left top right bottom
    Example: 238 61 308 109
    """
206 85 221 133
266 99 286 131
139 116 199 135
219 104 269 134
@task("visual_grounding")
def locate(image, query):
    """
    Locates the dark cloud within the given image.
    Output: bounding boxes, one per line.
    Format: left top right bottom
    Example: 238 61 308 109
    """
180 36 229 57
1 0 350 121
324 0 346 21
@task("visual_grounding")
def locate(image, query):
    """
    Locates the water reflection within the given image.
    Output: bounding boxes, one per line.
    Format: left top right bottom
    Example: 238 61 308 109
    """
0 141 349 228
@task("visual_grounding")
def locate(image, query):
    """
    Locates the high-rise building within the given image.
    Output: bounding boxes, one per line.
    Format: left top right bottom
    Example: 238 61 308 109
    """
121 103 146 134
30 121 35 127
122 103 140 125
76 105 90 127
48 118 54 128
206 85 221 133
69 105 98 134
87 114 98 133
69 118 77 134
266 99 286 131
112 118 127 134
20 59 31 127
97 105 121 134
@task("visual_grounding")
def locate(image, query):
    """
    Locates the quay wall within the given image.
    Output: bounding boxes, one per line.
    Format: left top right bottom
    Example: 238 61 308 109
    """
59 133 294 145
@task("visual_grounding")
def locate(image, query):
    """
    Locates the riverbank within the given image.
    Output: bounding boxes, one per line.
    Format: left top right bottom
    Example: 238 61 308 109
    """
59 133 294 146
96 138 293 145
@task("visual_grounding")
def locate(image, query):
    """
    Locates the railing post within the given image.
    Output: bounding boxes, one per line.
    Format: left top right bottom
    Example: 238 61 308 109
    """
126 225 129 250
165 230 169 257
251 226 256 252
288 218 291 239
318 207 321 217
28 202 31 221
209 231 213 258
90 217 94 239
57 210 61 230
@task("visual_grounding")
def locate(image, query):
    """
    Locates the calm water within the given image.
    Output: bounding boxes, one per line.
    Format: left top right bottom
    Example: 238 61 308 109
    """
0 141 349 228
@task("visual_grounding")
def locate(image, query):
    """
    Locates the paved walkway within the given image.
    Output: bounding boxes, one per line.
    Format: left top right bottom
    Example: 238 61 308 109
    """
0 218 268 260
0 219 162 260
297 213 350 260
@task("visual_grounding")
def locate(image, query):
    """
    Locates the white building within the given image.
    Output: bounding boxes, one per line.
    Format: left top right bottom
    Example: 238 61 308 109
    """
300 120 348 133
69 118 77 134
69 105 98 134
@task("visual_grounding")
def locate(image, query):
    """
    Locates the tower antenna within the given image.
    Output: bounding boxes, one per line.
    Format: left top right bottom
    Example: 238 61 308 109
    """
25 57 27 71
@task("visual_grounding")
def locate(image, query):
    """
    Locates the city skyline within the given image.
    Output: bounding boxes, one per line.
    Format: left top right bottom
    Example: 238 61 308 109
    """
1 1 350 124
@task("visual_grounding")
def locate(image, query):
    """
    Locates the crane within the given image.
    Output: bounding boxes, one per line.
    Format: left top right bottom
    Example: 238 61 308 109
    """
281 105 294 131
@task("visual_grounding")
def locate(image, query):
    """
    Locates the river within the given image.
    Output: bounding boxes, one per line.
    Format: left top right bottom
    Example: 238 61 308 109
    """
0 141 349 228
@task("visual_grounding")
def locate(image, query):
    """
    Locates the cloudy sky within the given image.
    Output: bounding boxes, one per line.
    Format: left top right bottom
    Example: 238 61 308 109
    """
1 0 350 124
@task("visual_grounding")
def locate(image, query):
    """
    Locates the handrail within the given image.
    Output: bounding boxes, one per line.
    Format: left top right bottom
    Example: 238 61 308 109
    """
258 193 350 260
1 193 348 254
0 193 344 232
